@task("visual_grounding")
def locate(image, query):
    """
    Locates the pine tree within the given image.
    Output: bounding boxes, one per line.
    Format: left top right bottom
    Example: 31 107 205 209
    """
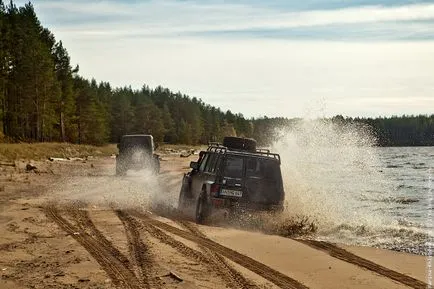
133 100 165 142
110 87 135 142
0 0 7 136
178 118 192 144
4 3 58 141
161 103 175 143
73 77 109 145
53 41 76 142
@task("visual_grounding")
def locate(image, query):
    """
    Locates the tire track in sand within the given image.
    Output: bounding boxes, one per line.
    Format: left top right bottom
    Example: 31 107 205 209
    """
68 207 133 270
137 219 212 265
115 210 154 288
133 212 310 289
72 207 154 287
177 220 259 289
44 205 142 289
298 239 431 289
124 210 259 289
176 217 431 289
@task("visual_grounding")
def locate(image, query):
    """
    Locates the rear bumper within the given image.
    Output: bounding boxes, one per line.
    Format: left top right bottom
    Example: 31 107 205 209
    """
210 197 283 213
116 154 159 165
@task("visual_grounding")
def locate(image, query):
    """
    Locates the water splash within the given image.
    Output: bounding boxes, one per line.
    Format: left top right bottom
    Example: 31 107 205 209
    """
271 119 386 225
268 118 433 254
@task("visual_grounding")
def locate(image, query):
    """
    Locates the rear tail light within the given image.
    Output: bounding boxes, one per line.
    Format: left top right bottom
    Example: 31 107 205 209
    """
212 198 224 207
210 183 220 196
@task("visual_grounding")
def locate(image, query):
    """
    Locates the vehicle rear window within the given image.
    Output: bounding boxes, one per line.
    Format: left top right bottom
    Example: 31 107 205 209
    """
246 158 280 181
222 156 244 178
206 153 221 173
121 136 152 149
199 154 210 171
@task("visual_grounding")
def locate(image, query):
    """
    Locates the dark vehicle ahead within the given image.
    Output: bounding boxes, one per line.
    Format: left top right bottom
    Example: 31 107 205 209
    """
178 137 284 224
116 134 160 175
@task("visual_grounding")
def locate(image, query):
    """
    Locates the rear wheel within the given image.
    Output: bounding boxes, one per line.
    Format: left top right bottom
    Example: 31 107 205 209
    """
195 190 210 224
152 156 160 175
178 179 191 210
116 159 126 176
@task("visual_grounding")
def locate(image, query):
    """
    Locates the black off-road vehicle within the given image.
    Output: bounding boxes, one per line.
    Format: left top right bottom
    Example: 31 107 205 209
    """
115 134 160 175
178 137 285 224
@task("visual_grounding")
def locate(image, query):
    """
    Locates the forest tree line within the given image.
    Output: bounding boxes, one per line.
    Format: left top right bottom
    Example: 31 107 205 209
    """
0 1 252 145
0 2 432 147
251 115 434 147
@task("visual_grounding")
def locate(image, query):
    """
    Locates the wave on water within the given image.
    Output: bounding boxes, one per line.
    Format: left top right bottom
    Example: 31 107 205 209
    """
316 222 434 256
386 164 402 168
359 194 420 204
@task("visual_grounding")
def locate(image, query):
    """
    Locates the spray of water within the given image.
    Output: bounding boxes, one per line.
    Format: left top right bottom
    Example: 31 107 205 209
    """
272 119 381 220
265 119 416 244
46 161 181 215
262 118 433 255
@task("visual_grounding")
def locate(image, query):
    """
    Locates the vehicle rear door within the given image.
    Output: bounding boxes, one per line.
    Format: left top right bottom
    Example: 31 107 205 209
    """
245 157 283 205
219 155 245 199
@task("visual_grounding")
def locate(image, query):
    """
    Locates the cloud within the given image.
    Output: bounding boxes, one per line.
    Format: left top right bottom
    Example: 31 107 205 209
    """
59 36 434 117
190 21 434 41
19 0 434 118
31 1 434 40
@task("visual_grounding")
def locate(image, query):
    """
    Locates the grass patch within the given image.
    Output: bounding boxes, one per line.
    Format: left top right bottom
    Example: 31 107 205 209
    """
0 142 208 161
0 142 117 161
158 143 206 152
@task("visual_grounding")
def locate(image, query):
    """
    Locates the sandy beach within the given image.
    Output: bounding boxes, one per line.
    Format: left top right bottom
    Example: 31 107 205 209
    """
0 151 430 289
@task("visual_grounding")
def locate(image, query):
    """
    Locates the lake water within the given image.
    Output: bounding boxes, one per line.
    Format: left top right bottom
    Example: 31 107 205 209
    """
274 122 433 256
316 146 433 255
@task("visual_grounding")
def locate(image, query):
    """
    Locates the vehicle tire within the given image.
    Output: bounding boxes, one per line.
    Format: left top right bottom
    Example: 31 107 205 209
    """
152 156 160 175
116 159 126 176
268 205 284 217
223 136 257 152
195 189 210 224
177 180 190 211
275 204 284 214
148 155 160 175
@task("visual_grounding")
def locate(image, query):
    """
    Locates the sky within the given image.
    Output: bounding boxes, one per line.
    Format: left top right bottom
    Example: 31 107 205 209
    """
17 0 434 118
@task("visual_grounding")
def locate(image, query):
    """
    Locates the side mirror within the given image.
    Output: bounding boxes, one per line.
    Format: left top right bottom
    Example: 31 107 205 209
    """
190 161 199 170
155 143 159 150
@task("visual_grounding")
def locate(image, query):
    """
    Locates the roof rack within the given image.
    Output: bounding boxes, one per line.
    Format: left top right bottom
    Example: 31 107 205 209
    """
254 151 281 163
207 145 227 154
208 141 223 147
256 148 270 153
206 144 281 163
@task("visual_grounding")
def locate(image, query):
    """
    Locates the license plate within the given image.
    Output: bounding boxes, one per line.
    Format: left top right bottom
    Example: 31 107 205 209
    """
220 189 243 197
